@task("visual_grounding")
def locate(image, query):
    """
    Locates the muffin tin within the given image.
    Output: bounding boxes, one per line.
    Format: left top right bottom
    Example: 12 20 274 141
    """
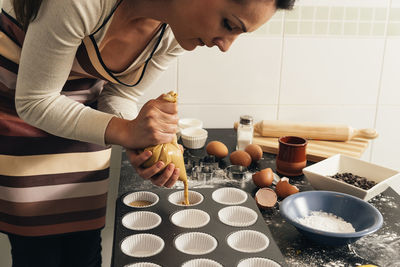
111 188 287 267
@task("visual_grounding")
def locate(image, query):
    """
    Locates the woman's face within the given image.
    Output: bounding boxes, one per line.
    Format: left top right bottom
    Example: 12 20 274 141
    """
168 0 276 52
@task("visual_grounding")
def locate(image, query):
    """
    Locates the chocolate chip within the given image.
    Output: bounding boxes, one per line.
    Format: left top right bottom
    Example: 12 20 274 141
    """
328 172 376 190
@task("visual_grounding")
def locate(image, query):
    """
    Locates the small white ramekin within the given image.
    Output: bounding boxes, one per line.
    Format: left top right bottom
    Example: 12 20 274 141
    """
178 118 203 129
181 128 208 149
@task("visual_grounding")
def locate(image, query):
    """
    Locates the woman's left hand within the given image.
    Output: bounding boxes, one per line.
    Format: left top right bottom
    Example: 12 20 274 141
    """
125 149 181 188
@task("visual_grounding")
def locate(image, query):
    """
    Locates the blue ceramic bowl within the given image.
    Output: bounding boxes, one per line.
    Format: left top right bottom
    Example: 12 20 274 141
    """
280 191 383 246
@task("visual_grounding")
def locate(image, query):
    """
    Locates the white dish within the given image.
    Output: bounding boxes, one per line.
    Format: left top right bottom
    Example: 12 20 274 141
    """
303 154 400 201
181 127 208 149
179 118 203 129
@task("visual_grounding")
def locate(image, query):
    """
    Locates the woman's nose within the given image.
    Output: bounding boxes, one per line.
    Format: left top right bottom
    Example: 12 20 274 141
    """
213 35 238 52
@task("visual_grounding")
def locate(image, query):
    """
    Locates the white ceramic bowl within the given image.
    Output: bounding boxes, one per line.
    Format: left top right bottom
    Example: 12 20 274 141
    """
181 128 208 149
303 154 400 201
179 118 203 129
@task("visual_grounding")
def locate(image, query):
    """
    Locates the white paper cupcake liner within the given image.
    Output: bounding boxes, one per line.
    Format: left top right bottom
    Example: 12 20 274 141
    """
170 209 210 228
122 211 162 231
237 258 281 267
227 230 269 253
123 191 159 208
121 234 164 258
181 258 223 267
124 263 162 267
174 232 218 255
212 187 248 205
181 128 208 149
218 206 258 227
168 191 204 206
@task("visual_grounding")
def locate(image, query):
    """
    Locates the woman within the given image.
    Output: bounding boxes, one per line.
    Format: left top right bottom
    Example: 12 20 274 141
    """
0 0 295 266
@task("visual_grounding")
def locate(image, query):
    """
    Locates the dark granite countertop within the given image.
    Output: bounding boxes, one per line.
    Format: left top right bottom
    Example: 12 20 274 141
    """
116 129 400 267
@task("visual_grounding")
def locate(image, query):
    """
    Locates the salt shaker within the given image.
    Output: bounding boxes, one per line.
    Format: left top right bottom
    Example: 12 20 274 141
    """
236 115 254 150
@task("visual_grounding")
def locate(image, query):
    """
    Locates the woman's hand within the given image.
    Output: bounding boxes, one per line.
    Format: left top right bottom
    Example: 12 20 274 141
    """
126 149 180 188
105 94 179 149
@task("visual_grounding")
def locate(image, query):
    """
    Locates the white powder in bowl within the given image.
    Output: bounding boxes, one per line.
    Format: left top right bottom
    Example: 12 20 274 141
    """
297 211 356 233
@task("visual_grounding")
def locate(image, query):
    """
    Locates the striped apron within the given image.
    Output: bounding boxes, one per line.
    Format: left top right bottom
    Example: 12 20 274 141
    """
0 3 166 236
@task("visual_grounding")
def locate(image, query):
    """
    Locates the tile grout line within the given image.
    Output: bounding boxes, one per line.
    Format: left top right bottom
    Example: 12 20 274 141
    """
276 11 286 120
370 0 392 162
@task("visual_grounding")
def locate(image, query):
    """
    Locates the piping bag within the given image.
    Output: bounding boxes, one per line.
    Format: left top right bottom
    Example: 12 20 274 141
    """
141 91 189 204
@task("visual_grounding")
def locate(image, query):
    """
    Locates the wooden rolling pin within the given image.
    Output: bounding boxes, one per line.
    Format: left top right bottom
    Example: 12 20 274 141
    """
234 120 378 141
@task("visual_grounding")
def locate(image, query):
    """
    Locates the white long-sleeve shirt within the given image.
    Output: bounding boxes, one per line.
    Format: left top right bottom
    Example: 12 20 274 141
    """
2 0 184 146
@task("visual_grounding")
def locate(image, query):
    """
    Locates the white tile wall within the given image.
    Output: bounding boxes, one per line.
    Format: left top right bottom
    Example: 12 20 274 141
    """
379 39 400 105
280 38 384 105
178 37 283 105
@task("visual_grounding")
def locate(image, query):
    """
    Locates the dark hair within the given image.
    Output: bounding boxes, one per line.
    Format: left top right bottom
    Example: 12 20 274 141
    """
276 0 296 10
13 0 295 32
233 0 296 10
12 0 43 31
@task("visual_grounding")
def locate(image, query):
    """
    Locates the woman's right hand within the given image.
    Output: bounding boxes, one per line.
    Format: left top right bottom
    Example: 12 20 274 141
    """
105 94 179 149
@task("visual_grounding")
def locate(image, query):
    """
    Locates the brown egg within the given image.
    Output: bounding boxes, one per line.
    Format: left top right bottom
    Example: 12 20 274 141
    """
206 141 229 158
229 150 252 167
275 177 299 199
245 144 263 162
252 168 274 188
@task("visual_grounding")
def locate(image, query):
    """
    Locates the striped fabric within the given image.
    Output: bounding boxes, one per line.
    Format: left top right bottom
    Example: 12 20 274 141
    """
0 1 165 236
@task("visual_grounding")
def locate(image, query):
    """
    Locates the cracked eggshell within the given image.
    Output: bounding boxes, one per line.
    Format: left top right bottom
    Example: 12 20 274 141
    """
275 177 299 199
252 168 274 188
255 188 277 209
